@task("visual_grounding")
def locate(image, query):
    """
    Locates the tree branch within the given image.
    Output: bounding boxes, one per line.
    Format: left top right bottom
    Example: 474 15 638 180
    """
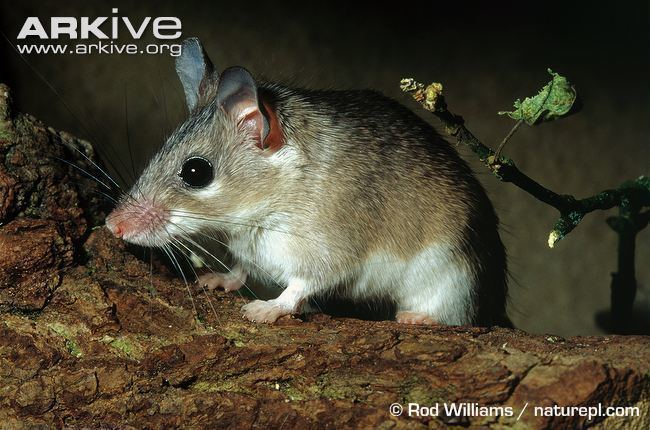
400 78 650 247
494 119 523 161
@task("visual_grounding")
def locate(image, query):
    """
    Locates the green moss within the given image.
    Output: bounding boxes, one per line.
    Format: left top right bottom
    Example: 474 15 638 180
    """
399 375 455 406
282 385 306 402
313 374 364 401
47 322 83 358
64 339 83 358
192 379 252 395
193 380 231 392
0 126 14 142
220 328 248 347
320 383 356 400
110 338 135 356
404 385 448 406
270 380 309 401
101 335 145 360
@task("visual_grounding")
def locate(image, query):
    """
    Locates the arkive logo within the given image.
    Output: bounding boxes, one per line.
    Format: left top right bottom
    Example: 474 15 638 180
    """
14 8 183 56
17 8 182 40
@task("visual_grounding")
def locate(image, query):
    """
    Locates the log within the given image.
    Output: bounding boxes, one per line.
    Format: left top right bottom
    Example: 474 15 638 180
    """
0 84 648 429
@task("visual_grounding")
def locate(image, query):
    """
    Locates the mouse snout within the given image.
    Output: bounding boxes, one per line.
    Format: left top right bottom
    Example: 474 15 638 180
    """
105 216 123 237
105 200 168 243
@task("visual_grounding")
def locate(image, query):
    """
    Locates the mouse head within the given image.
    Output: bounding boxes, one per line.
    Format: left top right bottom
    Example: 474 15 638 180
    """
106 37 289 247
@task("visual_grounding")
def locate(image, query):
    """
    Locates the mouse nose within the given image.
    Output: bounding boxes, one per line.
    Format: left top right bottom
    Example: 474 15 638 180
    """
105 200 168 243
105 213 125 237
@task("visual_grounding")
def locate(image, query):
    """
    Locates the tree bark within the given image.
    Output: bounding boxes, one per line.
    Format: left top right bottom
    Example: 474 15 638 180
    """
0 84 648 429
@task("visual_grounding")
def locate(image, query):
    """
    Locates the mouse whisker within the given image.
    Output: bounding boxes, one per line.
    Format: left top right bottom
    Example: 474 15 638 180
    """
65 181 120 205
167 238 222 326
50 155 150 216
166 223 261 300
168 211 364 263
168 210 321 244
58 142 123 192
53 156 114 192
160 240 199 322
184 228 281 293
188 229 328 317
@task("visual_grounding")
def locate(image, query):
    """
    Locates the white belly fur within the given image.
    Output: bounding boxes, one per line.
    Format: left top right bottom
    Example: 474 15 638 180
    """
230 228 476 325
348 243 475 325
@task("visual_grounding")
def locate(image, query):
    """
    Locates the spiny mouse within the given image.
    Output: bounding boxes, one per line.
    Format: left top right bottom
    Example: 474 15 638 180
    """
105 37 509 326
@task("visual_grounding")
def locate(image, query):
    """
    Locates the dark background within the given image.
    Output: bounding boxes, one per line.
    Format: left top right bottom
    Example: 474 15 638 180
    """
1 0 648 335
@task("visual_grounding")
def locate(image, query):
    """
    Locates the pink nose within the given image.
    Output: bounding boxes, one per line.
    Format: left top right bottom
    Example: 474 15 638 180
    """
105 213 128 237
106 216 125 237
105 200 167 240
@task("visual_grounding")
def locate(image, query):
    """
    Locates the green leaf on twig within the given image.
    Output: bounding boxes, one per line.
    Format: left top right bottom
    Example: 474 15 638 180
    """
499 69 577 125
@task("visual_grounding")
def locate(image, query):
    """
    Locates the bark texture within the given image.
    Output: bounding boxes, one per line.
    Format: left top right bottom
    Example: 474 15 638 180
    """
0 84 648 429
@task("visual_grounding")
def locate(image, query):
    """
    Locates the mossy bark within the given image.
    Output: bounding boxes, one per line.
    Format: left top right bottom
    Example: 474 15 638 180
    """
0 84 649 429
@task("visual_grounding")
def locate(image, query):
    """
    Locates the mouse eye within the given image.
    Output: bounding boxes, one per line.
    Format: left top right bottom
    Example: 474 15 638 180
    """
178 156 214 188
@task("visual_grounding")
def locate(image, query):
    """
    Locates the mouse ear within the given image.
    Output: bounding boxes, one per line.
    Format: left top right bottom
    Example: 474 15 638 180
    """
216 66 270 148
175 37 218 112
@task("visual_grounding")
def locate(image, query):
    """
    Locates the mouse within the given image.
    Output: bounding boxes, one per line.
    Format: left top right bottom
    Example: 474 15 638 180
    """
105 37 510 327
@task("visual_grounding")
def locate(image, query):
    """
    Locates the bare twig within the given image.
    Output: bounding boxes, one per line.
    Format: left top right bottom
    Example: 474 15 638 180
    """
494 119 523 161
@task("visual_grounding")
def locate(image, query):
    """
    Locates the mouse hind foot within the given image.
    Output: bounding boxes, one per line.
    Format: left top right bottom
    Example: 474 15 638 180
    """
395 311 439 325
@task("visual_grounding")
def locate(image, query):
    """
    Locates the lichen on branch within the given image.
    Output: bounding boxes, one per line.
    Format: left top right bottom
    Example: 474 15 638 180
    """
400 75 650 248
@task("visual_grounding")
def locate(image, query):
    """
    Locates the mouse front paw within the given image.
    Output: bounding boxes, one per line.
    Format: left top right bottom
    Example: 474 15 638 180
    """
197 272 245 292
241 300 293 323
